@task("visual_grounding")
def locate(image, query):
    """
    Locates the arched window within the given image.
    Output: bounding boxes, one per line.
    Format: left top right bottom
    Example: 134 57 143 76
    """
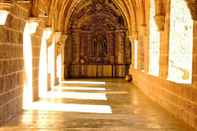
149 0 160 76
168 0 193 84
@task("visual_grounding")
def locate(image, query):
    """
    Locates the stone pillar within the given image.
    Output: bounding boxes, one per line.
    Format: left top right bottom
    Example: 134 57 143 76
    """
155 0 165 31
138 25 148 72
60 35 68 81
128 36 134 72
192 21 197 87
157 4 169 79
39 27 52 97
23 17 39 106
153 9 168 79
107 31 114 63
72 29 81 64
51 32 61 85
115 29 125 64
186 0 197 86
154 15 165 31
159 32 169 79
87 32 92 57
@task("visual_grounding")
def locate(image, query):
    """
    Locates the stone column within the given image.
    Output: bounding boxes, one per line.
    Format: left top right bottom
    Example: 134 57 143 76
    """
39 27 52 97
23 17 39 105
155 0 165 30
128 36 134 73
186 0 197 87
107 31 114 63
192 21 197 87
72 29 81 64
156 4 169 79
115 29 125 64
51 32 61 85
138 25 148 72
128 36 139 75
60 35 68 81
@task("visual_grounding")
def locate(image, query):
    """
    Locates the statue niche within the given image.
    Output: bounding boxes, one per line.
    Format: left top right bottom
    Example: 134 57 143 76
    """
91 33 107 59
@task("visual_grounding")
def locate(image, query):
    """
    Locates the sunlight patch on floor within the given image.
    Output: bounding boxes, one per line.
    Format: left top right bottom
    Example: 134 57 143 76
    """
23 102 112 114
54 86 107 91
43 91 108 100
61 81 106 85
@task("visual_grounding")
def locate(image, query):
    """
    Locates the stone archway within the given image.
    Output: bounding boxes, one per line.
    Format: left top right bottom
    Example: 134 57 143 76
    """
64 0 131 78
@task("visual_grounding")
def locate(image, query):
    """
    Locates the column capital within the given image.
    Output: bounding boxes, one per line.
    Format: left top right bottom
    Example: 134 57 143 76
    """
132 31 138 40
16 0 31 10
27 17 42 23
25 21 39 34
62 34 68 39
43 27 53 40
138 24 147 36
52 32 62 43
37 15 50 27
128 35 138 43
154 15 165 31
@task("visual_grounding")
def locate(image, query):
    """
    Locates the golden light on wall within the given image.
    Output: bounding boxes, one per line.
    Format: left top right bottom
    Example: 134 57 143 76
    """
39 28 52 98
168 0 193 84
23 20 39 109
57 54 61 80
149 0 160 76
0 10 9 25
134 40 138 69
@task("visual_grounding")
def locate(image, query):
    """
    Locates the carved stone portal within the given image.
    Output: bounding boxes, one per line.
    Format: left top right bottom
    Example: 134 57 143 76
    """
65 0 131 78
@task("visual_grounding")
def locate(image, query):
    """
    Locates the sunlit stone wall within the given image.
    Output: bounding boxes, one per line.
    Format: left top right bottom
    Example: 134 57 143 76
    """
0 2 30 125
131 0 197 130
168 0 193 84
149 0 160 76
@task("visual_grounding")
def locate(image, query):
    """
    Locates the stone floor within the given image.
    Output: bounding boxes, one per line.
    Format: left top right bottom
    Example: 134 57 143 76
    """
0 79 195 131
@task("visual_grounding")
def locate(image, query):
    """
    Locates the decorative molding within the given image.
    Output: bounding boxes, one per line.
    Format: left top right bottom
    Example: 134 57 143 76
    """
16 0 31 4
16 0 32 10
0 2 13 11
28 17 41 23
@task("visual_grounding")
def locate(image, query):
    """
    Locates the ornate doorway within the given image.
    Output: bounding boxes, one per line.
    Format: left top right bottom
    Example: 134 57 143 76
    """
65 0 131 78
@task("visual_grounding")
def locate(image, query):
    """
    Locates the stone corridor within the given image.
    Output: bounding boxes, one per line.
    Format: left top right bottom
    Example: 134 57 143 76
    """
0 79 194 131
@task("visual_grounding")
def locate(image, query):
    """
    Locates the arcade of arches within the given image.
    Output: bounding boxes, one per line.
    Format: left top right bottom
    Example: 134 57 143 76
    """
0 0 197 130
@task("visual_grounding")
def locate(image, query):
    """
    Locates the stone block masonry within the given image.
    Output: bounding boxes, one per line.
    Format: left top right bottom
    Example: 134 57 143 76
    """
0 2 40 125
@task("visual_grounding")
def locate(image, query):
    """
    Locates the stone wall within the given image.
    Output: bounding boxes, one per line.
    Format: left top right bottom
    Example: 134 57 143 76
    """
0 2 30 125
129 0 197 130
131 69 197 130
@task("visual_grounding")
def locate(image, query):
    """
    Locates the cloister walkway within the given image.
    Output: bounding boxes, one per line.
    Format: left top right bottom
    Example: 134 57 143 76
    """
1 79 194 131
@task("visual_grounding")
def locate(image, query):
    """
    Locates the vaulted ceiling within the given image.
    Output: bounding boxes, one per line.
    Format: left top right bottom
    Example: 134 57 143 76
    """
31 0 148 36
